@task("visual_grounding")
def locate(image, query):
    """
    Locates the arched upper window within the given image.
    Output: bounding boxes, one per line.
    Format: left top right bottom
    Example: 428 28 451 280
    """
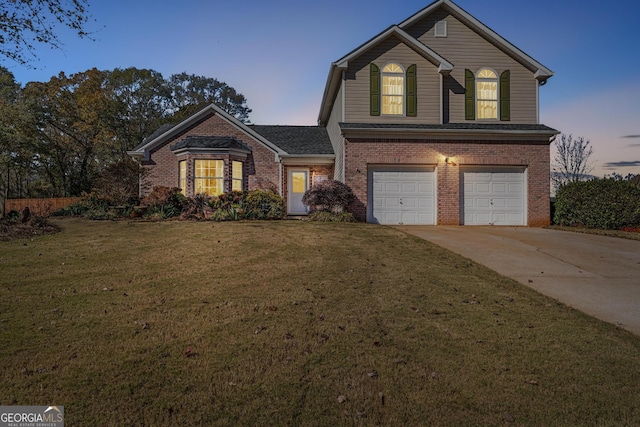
476 68 498 119
382 63 405 115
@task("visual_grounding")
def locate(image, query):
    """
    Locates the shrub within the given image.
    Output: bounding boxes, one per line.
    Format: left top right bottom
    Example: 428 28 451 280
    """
554 178 640 229
205 190 285 221
302 180 355 213
52 193 112 217
308 211 356 222
181 193 212 220
142 186 187 219
243 190 285 219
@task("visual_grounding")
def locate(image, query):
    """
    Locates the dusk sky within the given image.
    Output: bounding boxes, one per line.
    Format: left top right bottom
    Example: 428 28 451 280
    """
6 0 640 177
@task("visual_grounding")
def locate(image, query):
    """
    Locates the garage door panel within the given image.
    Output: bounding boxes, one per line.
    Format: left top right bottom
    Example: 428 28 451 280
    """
370 168 436 225
463 169 526 226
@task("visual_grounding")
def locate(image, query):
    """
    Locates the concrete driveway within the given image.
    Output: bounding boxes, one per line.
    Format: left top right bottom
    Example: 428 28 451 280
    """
395 226 640 335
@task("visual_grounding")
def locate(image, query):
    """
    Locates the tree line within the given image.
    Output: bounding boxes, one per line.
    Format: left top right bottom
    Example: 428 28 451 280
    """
0 66 251 212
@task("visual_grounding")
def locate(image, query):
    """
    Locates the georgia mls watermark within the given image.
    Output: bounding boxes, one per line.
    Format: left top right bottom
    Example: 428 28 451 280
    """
0 406 64 427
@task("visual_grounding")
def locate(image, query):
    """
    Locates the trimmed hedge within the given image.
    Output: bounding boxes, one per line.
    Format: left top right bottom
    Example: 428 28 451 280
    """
554 178 640 229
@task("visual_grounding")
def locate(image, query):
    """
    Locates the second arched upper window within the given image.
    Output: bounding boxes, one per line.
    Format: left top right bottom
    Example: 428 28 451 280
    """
476 68 498 119
382 63 405 115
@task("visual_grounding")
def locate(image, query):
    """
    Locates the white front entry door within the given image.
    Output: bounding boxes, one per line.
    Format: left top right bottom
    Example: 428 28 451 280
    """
288 170 309 215
463 168 526 225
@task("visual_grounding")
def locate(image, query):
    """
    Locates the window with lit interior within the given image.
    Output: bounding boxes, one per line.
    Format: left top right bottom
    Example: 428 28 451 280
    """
194 159 224 196
178 160 186 195
476 68 498 119
382 63 404 115
232 161 243 191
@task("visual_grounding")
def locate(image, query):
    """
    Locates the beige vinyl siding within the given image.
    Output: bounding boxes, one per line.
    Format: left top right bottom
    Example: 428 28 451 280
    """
405 9 538 124
344 36 440 124
327 81 345 181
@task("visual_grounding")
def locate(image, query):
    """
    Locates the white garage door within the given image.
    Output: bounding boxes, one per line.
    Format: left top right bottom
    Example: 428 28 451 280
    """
463 168 526 225
369 167 436 225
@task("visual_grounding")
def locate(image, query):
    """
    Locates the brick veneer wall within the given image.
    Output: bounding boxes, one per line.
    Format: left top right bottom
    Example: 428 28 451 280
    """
140 112 280 197
344 138 551 226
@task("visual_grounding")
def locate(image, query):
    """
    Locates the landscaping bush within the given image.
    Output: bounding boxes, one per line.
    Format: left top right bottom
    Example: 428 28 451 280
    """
554 178 640 229
302 180 355 213
206 190 285 221
181 193 212 220
243 189 285 219
142 186 187 220
52 193 113 218
308 211 356 222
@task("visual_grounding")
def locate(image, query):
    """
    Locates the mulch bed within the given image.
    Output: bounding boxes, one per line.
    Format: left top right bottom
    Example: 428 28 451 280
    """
0 218 60 242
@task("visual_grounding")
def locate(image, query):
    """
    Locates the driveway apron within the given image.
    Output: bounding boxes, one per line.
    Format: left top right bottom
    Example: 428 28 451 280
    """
396 226 640 336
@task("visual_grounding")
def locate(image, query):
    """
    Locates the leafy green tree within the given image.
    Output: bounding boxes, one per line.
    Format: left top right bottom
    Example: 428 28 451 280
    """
169 72 252 123
104 67 172 156
0 66 30 214
21 68 113 196
0 0 94 66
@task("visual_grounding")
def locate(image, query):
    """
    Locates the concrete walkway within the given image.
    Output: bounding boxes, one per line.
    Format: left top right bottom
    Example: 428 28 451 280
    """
395 226 640 335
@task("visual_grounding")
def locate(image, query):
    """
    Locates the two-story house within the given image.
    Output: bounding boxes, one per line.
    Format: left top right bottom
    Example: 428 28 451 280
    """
129 0 558 226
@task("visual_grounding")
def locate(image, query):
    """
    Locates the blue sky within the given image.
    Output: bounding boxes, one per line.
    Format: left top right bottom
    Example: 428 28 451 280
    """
6 0 640 177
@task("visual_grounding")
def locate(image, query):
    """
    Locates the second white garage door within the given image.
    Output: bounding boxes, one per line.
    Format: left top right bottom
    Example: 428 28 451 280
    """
369 167 436 225
463 167 526 226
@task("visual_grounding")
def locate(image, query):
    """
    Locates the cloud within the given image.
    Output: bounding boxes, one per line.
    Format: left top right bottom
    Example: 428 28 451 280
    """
601 160 640 169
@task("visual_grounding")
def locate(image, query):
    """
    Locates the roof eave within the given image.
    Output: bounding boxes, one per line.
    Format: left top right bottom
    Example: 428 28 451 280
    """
279 154 336 165
341 126 560 141
318 63 346 126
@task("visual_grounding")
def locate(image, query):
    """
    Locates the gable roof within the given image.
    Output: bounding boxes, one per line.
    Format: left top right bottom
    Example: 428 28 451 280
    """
399 0 553 79
128 103 286 161
318 0 553 125
250 125 334 155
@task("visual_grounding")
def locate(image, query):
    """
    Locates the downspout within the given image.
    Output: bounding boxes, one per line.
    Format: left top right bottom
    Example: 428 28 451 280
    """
278 157 283 196
341 70 347 182
440 73 443 124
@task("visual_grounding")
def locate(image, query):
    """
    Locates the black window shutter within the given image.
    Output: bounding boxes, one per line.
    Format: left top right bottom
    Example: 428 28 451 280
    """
370 64 381 116
465 69 475 120
406 64 417 117
500 70 510 121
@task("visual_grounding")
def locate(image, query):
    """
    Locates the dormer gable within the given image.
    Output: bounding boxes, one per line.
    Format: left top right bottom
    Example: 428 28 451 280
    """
318 0 553 126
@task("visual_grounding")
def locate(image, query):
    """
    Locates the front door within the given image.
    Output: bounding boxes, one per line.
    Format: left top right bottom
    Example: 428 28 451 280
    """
288 170 309 215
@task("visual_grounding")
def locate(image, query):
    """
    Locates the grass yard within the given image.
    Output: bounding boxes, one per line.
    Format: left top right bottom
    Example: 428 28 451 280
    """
1 219 639 425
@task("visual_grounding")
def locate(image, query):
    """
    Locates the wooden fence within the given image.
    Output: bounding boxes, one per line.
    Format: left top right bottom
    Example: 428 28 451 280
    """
4 197 82 217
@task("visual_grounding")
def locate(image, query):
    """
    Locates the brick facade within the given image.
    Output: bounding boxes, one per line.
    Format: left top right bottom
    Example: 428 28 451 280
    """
344 138 551 226
140 112 280 197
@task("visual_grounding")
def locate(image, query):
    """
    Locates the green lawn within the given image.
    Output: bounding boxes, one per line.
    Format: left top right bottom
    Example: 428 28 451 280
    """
1 219 638 426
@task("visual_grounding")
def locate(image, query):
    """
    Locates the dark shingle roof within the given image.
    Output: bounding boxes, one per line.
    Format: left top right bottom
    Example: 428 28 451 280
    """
339 123 558 132
170 136 252 152
134 123 176 150
249 125 334 155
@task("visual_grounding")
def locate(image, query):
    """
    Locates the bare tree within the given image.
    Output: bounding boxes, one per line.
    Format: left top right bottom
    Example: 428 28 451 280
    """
0 0 95 66
552 133 593 189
